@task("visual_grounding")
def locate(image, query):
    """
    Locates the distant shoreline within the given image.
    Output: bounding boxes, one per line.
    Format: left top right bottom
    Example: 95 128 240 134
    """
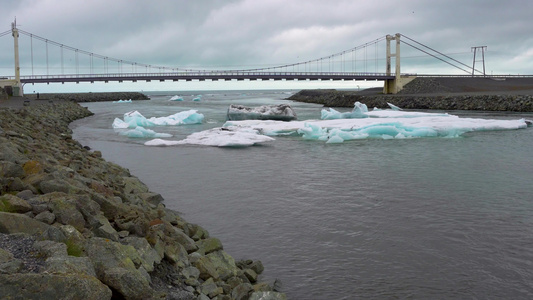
288 77 533 111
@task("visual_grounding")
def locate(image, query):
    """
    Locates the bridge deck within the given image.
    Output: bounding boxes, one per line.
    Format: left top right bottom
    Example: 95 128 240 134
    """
12 72 396 84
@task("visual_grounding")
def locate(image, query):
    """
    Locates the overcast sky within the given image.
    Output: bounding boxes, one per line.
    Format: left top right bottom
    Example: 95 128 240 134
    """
1 0 532 92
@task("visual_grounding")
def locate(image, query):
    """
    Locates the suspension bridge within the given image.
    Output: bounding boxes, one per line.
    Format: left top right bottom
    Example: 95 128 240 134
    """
0 20 495 97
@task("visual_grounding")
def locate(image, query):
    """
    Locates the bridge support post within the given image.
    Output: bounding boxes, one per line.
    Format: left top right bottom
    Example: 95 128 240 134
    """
11 19 23 97
383 33 414 94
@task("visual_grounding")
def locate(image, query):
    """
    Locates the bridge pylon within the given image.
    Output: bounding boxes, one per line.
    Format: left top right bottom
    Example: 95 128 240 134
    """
0 19 24 96
383 33 415 94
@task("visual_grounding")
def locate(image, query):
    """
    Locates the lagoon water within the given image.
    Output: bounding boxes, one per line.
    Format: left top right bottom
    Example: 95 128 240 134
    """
71 90 533 299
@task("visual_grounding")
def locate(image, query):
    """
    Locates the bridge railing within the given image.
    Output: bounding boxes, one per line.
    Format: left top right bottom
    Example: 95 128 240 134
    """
8 70 394 80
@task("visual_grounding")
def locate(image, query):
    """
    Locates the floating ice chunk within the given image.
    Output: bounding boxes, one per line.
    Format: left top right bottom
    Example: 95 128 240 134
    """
223 111 528 142
112 110 204 129
145 127 274 147
387 102 401 111
169 95 184 101
118 126 172 138
227 104 297 121
321 102 369 120
113 99 132 103
192 95 202 101
297 123 329 141
148 110 204 125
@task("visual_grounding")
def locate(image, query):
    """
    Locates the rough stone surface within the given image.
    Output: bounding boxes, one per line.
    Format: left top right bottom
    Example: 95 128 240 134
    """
0 100 284 299
0 273 112 299
288 77 533 111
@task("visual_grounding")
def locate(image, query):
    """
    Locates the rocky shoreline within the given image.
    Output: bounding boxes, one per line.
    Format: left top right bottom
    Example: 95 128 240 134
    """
25 91 150 102
288 77 533 112
0 100 285 299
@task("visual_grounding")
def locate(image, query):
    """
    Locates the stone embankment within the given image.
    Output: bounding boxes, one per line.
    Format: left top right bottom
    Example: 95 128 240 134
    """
0 101 285 300
25 91 149 102
288 77 533 112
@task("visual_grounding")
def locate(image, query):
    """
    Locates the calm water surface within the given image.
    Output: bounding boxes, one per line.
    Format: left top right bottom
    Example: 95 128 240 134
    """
71 90 533 299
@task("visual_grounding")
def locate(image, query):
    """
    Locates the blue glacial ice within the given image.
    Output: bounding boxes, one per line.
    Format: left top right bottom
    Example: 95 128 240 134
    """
112 110 204 129
223 103 528 144
117 126 172 138
192 95 202 101
321 102 369 119
169 95 184 101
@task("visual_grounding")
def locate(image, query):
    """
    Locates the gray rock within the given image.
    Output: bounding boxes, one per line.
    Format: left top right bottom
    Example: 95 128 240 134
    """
39 179 72 194
103 267 153 300
0 194 32 213
243 268 258 283
0 160 24 178
15 189 34 200
44 256 97 277
34 210 56 224
206 250 239 281
48 195 86 230
231 283 254 300
196 237 223 255
0 259 24 274
33 240 68 258
0 248 14 263
0 211 52 235
199 278 223 298
0 273 112 300
139 192 164 207
121 236 162 272
94 223 119 241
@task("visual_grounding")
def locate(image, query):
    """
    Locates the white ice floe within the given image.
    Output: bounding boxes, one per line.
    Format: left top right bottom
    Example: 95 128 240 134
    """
227 104 297 121
145 127 274 147
224 108 528 143
112 99 132 103
112 110 204 129
169 95 184 101
144 102 530 147
117 126 172 138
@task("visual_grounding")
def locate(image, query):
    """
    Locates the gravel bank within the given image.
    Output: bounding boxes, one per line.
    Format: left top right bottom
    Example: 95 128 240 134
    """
288 77 533 111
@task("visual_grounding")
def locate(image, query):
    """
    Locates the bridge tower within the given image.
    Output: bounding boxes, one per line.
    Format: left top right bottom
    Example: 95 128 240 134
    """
383 33 415 94
0 19 24 96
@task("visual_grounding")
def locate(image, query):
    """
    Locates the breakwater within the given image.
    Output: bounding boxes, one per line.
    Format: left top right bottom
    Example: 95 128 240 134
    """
0 102 285 299
288 89 533 111
288 77 533 112
25 91 150 102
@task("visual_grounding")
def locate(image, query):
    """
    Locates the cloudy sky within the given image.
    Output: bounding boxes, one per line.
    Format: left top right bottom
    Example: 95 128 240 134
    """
1 0 532 92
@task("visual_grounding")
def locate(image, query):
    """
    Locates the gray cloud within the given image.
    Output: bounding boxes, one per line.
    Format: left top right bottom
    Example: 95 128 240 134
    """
1 0 532 78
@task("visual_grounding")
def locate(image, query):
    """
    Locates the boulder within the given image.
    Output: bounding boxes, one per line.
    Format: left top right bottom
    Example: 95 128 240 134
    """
0 194 32 213
206 250 239 281
0 161 24 178
196 237 223 255
0 273 112 300
103 267 153 299
0 211 52 235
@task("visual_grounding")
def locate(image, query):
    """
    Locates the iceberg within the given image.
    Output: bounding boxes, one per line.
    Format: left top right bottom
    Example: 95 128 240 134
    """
223 104 528 143
145 127 274 147
112 110 204 129
227 104 297 121
117 126 172 138
321 102 369 120
169 95 184 101
113 99 132 103
192 95 202 101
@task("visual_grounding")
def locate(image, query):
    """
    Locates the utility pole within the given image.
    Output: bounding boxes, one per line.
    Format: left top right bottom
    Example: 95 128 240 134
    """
471 46 487 77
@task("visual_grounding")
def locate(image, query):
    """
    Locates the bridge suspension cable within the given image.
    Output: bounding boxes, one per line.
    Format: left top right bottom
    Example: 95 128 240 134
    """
400 34 483 75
